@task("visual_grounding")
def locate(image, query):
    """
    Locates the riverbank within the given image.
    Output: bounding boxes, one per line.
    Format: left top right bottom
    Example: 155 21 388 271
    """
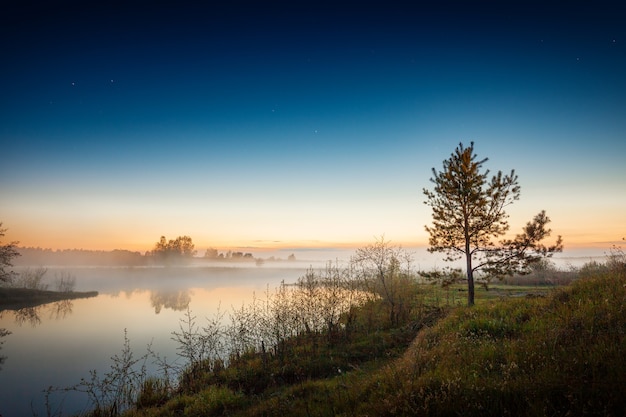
0 287 98 311
121 269 625 417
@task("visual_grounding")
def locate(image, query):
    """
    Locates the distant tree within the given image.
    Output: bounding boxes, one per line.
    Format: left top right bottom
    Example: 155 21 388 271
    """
154 236 168 254
423 142 563 306
173 236 196 258
151 235 197 263
288 253 296 261
204 248 219 259
0 223 20 283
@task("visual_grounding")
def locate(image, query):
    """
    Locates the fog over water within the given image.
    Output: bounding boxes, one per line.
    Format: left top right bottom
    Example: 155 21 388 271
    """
0 244 609 417
0 266 309 417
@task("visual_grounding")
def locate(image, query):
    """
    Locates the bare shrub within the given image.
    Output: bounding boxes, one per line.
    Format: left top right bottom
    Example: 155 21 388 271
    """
606 240 625 275
54 271 76 292
351 237 418 325
229 293 266 357
170 306 228 393
46 329 149 417
14 267 48 290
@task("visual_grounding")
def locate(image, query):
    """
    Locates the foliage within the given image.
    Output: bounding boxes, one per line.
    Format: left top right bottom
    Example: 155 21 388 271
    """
351 236 418 325
0 222 20 284
578 240 625 280
605 239 626 275
423 142 563 305
134 377 171 410
125 385 245 417
150 235 196 264
203 247 219 259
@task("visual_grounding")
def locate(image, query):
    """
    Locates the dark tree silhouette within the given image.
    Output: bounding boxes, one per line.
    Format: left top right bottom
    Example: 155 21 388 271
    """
0 222 20 283
423 142 563 306
151 235 197 264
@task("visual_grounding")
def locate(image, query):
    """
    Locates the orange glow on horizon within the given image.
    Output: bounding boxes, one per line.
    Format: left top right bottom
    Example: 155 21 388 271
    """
10 231 623 256
6 212 622 255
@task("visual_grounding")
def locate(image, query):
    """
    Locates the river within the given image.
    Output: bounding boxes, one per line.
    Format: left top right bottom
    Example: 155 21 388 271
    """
0 265 311 417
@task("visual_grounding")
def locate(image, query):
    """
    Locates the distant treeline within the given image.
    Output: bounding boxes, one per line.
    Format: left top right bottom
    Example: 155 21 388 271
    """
14 247 146 266
14 247 296 266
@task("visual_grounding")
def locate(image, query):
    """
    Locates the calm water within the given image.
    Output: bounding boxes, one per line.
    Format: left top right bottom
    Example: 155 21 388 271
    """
0 266 310 417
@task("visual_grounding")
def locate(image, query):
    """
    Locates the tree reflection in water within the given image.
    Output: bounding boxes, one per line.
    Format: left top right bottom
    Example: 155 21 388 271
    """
49 299 73 320
0 299 75 373
150 290 191 314
1 299 76 327
13 307 42 327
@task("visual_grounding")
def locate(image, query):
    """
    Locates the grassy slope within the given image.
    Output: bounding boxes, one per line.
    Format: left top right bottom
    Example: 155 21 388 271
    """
0 287 98 311
124 271 625 417
360 271 626 416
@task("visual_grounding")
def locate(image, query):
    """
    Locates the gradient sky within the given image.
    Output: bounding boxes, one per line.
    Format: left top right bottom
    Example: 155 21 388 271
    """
1 1 625 255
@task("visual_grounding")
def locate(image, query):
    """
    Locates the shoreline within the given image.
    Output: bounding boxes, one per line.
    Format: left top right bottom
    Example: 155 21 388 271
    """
0 288 99 311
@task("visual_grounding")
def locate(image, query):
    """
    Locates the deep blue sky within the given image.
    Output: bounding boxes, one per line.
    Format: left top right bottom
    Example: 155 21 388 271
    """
1 1 625 253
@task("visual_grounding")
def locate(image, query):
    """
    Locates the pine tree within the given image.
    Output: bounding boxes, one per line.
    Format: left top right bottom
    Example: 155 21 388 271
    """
423 142 563 306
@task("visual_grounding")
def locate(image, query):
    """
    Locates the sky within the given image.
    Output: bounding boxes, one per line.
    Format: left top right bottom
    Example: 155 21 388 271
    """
1 1 625 257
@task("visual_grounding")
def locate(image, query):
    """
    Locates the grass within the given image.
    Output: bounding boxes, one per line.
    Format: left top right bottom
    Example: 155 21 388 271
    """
356 268 626 416
73 263 626 417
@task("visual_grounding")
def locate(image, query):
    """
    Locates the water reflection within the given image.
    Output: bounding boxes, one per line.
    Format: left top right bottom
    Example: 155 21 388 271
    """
0 267 307 417
150 290 191 314
49 299 73 320
13 307 42 327
1 299 75 327
0 328 9 371
0 299 78 379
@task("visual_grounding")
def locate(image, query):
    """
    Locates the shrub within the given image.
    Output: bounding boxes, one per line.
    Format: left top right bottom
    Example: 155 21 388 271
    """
54 271 76 292
14 267 48 290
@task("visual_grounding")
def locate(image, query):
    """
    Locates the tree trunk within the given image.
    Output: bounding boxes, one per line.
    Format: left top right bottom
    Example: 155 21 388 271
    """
466 251 475 306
